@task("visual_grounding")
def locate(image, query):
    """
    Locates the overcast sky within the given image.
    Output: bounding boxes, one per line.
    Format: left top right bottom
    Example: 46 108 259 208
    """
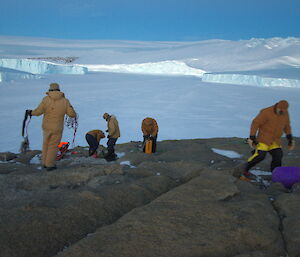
0 0 299 41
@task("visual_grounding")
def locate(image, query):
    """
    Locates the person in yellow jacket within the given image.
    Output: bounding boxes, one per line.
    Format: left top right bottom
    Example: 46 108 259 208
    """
141 117 159 153
240 100 295 181
85 129 105 157
27 83 76 171
103 113 120 161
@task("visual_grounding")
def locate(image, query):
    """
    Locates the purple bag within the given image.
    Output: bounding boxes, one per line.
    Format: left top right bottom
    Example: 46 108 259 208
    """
272 167 300 188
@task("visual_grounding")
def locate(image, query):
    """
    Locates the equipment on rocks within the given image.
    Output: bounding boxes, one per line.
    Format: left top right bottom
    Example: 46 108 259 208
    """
272 166 300 188
56 114 78 161
64 114 79 149
97 145 108 158
20 110 31 153
56 142 70 160
144 138 153 154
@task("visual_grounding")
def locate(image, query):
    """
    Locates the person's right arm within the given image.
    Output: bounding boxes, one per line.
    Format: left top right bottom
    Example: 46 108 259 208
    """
31 97 47 116
66 99 76 118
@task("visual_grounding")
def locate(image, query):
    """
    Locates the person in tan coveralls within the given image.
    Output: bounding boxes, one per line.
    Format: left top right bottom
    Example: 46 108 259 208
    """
240 100 295 181
27 83 76 171
141 117 159 153
103 113 120 161
85 130 105 157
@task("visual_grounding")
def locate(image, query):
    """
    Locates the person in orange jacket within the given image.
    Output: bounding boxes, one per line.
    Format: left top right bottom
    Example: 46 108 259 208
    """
141 117 159 153
240 100 295 181
85 129 105 157
27 83 76 171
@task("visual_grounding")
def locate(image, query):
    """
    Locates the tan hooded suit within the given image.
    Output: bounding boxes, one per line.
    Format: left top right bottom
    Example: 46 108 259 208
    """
31 90 76 167
106 115 120 138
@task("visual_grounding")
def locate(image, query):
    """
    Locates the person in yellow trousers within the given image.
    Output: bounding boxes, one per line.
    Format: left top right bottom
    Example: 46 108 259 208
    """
141 117 159 153
240 100 295 181
27 83 76 171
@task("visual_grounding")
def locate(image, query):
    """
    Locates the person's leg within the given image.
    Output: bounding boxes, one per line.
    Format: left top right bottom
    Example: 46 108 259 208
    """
106 138 117 160
45 131 62 168
42 130 51 167
142 136 147 152
152 135 157 153
246 149 267 171
269 148 283 172
85 134 99 156
237 149 267 181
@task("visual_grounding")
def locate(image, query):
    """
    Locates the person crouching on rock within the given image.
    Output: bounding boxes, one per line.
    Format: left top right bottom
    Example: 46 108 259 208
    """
103 113 120 161
26 83 77 171
85 130 105 158
142 117 159 153
240 100 295 181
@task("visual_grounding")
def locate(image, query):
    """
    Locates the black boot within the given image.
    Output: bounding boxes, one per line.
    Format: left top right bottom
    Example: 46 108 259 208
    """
104 151 117 162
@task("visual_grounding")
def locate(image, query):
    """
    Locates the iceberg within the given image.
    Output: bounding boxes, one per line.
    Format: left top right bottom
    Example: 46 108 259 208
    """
0 58 87 75
0 67 41 82
202 73 300 88
81 60 206 78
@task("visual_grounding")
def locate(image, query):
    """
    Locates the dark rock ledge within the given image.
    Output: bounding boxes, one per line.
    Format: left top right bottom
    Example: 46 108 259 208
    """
0 137 299 257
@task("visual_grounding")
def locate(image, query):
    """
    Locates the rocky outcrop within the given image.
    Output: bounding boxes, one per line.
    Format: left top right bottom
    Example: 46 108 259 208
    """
0 137 299 257
0 152 17 162
55 170 285 257
273 186 300 257
0 166 177 257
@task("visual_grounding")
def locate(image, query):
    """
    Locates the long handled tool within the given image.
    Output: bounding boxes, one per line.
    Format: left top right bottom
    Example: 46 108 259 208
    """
64 113 79 149
20 110 31 153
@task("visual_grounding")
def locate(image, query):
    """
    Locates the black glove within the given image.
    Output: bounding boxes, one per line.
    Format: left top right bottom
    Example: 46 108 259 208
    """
26 109 32 117
286 134 293 145
249 135 258 145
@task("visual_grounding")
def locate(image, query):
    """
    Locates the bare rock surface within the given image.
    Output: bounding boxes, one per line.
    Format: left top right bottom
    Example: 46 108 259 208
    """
56 171 285 257
0 137 299 257
273 187 300 257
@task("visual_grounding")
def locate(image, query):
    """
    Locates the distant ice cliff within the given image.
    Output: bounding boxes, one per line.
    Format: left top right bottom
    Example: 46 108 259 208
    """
0 59 87 76
202 73 300 88
1 58 300 89
0 67 41 82
81 60 206 78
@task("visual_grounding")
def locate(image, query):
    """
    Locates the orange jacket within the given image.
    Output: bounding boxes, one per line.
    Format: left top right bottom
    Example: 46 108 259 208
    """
31 91 76 132
250 104 292 146
141 118 158 136
87 130 105 143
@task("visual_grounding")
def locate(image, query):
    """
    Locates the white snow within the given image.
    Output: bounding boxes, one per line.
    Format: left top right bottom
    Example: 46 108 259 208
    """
250 169 272 176
120 161 136 168
116 152 126 158
211 148 243 159
245 37 300 49
120 161 131 165
30 154 41 164
249 169 272 186
0 36 300 153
